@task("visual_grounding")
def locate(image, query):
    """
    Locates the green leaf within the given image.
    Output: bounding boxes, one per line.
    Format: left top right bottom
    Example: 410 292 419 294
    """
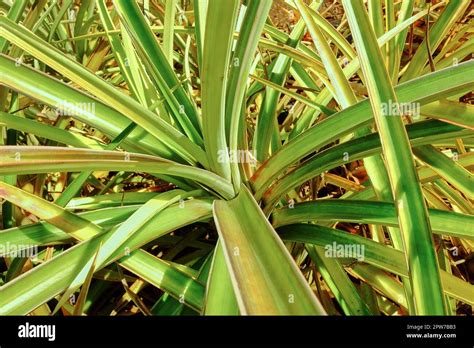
0 112 103 149
306 246 372 315
53 189 203 313
200 0 239 180
54 122 138 207
253 5 314 162
203 242 239 315
279 223 474 305
401 0 470 82
0 183 211 314
226 0 272 190
342 0 445 314
0 0 28 52
163 0 178 66
413 145 473 200
113 0 203 147
213 184 325 315
0 17 206 165
272 200 474 240
260 120 469 207
0 146 234 200
0 55 177 160
251 60 474 193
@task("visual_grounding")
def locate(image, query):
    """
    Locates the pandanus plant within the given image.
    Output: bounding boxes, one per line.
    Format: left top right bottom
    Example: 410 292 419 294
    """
0 0 473 316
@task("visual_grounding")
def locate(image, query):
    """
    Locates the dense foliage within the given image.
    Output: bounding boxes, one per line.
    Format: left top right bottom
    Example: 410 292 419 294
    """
0 0 473 316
